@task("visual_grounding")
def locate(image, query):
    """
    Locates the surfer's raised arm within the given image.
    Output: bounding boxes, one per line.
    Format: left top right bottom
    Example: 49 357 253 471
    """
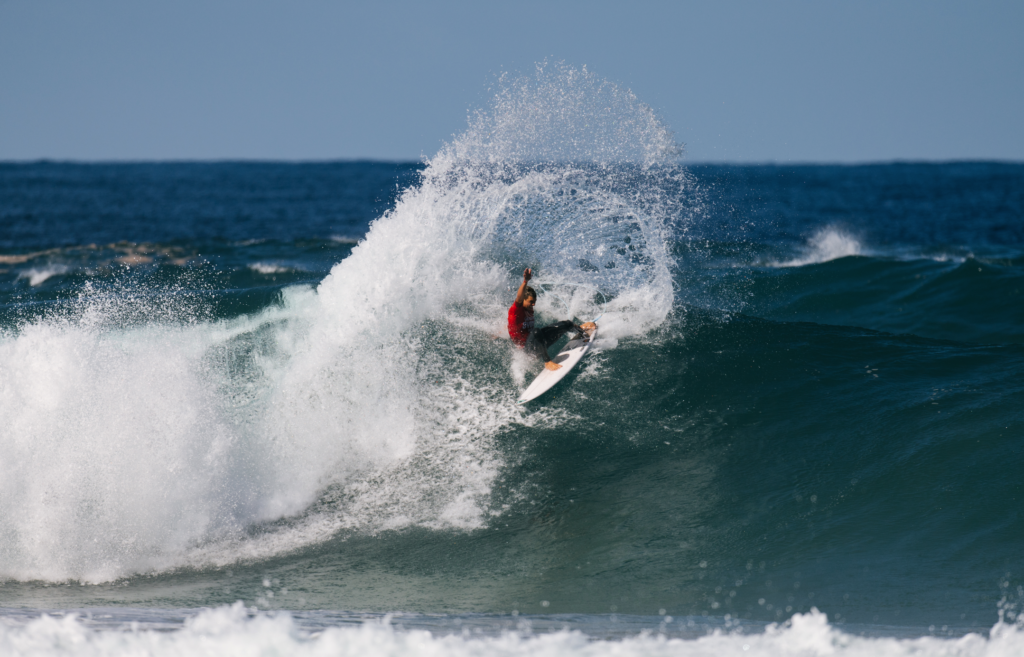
514 268 533 307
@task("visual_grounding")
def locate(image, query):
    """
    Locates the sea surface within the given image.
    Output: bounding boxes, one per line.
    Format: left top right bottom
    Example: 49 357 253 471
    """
2 66 1023 656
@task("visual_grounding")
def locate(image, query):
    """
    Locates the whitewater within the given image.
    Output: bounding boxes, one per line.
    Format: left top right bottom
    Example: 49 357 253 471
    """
6 605 1024 657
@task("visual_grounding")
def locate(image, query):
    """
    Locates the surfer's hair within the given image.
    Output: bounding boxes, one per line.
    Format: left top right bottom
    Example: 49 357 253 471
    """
524 286 537 301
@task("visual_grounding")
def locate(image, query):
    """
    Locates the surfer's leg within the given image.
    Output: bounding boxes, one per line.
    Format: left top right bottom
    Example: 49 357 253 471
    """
524 330 553 362
538 321 578 349
544 320 592 342
525 322 568 360
526 321 580 362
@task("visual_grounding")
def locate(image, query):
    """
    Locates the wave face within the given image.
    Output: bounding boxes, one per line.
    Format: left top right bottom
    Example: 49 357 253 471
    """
2 69 1024 642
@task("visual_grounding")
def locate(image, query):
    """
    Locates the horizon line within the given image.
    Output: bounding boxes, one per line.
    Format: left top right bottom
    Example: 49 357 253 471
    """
1 157 1022 167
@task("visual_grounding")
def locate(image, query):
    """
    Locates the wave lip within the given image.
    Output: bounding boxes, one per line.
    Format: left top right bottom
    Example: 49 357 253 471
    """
773 227 864 267
17 265 70 286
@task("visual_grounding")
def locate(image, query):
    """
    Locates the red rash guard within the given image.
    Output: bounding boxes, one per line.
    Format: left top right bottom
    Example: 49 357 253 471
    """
507 302 534 346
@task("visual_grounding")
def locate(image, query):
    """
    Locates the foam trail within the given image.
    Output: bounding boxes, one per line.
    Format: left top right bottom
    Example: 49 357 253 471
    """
0 62 688 582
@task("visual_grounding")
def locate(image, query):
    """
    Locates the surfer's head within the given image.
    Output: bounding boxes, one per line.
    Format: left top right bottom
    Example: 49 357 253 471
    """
523 286 537 309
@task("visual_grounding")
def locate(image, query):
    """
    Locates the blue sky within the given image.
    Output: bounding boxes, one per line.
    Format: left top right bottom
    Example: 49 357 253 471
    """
1 0 1021 162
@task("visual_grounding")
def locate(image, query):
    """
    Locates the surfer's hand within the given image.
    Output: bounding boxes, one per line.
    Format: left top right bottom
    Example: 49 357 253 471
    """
544 360 562 371
523 268 532 282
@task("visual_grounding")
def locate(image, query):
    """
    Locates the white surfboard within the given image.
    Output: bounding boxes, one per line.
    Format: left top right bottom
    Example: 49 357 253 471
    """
517 326 598 404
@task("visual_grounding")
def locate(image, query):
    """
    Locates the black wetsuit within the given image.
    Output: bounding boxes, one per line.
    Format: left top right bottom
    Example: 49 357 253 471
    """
525 321 580 363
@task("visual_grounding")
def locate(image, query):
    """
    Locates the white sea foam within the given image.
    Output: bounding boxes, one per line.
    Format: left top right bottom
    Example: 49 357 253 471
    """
1 605 1021 657
17 265 70 286
248 262 292 274
0 63 685 582
774 227 863 267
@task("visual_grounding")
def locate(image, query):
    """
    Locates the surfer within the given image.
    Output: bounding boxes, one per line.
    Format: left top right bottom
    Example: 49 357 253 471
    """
508 268 596 371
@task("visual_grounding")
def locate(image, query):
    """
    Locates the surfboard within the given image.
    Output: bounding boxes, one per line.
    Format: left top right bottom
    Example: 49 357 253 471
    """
517 326 598 404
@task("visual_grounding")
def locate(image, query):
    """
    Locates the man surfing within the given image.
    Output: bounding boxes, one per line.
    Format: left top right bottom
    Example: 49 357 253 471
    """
508 268 596 371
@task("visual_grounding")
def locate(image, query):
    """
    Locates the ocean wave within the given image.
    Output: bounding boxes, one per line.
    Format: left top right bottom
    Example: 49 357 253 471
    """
772 227 864 267
1 604 1021 657
247 262 293 275
1 243 198 277
733 253 1024 344
17 265 70 286
764 229 1006 270
0 64 688 583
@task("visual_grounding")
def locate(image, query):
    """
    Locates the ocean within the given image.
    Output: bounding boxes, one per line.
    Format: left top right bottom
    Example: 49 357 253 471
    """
1 66 1023 656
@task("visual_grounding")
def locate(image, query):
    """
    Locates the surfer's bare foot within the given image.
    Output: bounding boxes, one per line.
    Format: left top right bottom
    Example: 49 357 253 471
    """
544 360 562 371
573 321 597 339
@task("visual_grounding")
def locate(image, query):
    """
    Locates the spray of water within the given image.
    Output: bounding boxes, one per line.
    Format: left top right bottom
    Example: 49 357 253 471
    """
775 226 864 267
0 63 689 582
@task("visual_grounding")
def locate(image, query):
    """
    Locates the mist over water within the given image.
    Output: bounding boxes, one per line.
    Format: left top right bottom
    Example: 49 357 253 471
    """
2 67 1024 657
